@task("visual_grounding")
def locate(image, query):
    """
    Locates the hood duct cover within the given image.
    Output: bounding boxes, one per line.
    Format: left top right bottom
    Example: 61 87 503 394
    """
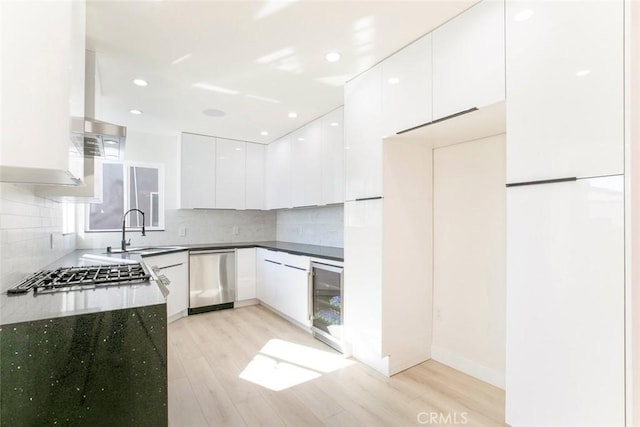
82 50 127 160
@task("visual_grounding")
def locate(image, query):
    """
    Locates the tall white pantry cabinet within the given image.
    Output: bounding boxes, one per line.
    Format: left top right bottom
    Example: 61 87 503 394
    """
505 1 626 426
344 0 632 424
344 0 503 376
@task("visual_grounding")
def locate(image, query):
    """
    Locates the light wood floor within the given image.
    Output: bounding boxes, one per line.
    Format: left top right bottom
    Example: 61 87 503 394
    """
168 305 506 426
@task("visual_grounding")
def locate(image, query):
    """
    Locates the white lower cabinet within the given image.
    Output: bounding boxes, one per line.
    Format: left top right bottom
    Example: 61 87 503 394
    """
143 251 189 323
257 249 279 307
256 249 310 327
236 248 257 302
344 199 385 371
505 176 624 426
278 254 311 326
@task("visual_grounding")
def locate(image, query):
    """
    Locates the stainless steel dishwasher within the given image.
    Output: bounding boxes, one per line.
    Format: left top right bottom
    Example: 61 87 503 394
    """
188 249 235 314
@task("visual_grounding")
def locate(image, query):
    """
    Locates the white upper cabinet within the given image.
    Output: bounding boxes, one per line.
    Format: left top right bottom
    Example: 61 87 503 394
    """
215 138 246 209
181 133 266 210
344 64 383 201
290 121 323 208
266 136 292 209
1 0 84 183
321 107 345 205
506 0 623 182
432 0 505 120
381 34 433 136
246 143 265 210
180 133 216 209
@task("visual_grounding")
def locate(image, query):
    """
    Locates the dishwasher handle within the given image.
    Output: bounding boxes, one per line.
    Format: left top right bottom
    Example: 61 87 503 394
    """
190 249 235 255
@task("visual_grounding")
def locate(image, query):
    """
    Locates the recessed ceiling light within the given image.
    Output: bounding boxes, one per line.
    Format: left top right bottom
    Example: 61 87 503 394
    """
387 77 400 85
129 109 142 115
514 9 534 22
235 147 242 151
325 52 341 62
298 137 305 141
575 69 591 77
330 122 339 127
133 79 148 87
203 108 226 117
288 112 297 118
260 131 269 136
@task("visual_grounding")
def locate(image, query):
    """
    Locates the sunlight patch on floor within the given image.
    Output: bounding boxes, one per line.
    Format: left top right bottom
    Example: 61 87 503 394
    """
239 339 354 391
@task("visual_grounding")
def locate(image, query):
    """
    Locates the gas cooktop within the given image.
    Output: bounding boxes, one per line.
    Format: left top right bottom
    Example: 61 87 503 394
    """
7 263 151 295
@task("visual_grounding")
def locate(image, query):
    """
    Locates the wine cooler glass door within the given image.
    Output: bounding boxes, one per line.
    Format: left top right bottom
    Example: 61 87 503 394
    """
312 263 343 345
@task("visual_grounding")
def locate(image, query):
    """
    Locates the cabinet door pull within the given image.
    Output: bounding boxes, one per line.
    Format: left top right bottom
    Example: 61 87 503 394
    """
506 177 577 188
283 264 307 271
354 196 383 202
156 263 184 270
264 259 281 265
397 107 478 134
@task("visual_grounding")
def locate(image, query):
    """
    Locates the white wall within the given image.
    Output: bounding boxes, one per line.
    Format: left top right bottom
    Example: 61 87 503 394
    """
276 205 343 247
76 130 276 249
0 183 76 292
431 134 506 389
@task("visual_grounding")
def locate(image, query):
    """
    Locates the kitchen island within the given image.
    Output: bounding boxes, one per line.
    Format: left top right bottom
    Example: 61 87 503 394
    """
0 251 168 426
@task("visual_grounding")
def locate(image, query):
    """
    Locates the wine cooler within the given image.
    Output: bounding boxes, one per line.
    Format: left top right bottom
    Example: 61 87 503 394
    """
311 262 344 352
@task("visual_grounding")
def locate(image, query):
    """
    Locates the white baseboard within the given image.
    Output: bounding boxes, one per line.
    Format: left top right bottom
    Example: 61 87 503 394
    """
389 351 431 376
235 298 259 308
167 309 187 324
430 345 505 389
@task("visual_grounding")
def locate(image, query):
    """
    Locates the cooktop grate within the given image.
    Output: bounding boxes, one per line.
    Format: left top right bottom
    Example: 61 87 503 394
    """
7 263 151 295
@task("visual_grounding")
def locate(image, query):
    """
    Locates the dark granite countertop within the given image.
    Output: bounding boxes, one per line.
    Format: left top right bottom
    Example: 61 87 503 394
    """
181 241 343 262
0 241 342 326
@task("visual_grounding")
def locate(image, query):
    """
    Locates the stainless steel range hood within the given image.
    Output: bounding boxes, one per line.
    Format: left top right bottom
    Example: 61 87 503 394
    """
81 50 126 160
35 50 126 200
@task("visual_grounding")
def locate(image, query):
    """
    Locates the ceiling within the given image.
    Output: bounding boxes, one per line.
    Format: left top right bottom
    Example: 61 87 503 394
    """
87 0 477 144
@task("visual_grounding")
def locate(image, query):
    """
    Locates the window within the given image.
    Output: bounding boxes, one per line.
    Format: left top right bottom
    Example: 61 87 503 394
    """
86 161 164 231
62 202 75 234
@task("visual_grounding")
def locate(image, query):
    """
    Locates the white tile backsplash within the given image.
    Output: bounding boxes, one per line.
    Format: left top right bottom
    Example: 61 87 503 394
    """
76 208 277 250
276 205 344 247
0 183 76 292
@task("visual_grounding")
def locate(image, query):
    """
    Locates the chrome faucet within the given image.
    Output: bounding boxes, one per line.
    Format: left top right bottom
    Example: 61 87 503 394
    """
121 209 146 251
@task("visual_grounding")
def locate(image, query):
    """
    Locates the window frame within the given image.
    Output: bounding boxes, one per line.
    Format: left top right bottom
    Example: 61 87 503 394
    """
84 160 165 233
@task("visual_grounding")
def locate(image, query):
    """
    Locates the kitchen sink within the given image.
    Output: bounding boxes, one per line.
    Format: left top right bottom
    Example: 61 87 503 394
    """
105 246 185 255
